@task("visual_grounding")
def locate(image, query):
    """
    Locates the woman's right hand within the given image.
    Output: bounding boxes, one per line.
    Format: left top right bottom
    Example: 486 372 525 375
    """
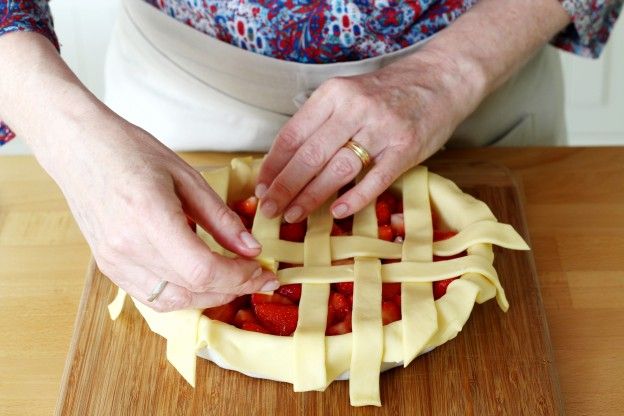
0 32 278 312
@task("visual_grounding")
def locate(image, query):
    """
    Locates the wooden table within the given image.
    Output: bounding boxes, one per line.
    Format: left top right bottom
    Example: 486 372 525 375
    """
0 148 622 415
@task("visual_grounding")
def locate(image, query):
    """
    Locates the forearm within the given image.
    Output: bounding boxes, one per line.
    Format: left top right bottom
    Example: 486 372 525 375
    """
0 32 119 168
403 0 571 114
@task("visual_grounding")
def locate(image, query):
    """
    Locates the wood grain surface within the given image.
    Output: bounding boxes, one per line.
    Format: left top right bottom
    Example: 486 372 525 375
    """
1 148 623 416
54 161 563 415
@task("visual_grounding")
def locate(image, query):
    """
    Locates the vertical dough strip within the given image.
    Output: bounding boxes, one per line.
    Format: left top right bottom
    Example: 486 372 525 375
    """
349 199 384 406
401 167 438 365
292 199 333 391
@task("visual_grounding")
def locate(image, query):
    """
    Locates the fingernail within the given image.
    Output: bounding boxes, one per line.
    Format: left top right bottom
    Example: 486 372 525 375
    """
332 203 349 218
252 267 263 279
255 183 268 199
261 199 277 218
240 231 261 250
284 205 303 223
260 280 280 292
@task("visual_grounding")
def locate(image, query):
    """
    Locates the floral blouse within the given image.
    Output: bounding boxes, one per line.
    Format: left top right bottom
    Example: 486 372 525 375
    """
0 0 622 145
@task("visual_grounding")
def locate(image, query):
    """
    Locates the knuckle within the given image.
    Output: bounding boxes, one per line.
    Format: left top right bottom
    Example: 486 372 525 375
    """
259 164 278 182
323 77 353 95
353 91 375 109
164 290 192 311
187 259 215 291
296 191 321 213
276 127 301 152
369 169 395 191
298 145 325 168
350 187 370 207
103 231 136 256
330 155 357 177
271 179 294 200
213 205 240 228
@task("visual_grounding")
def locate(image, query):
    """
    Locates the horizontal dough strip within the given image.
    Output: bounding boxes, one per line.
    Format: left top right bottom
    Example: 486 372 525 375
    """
277 254 499 287
433 220 530 256
258 221 528 264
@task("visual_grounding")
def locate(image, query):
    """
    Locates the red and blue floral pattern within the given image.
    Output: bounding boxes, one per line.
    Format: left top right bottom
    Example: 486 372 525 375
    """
1 0 622 145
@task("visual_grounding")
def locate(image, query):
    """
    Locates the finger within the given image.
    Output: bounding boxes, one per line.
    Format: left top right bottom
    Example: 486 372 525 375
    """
282 146 363 223
255 89 334 200
114 263 193 312
260 115 359 221
175 169 262 257
330 149 408 218
142 190 278 294
117 264 241 312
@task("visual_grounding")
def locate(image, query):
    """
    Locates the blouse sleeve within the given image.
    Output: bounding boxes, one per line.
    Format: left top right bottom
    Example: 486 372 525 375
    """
0 0 59 145
553 0 623 58
0 0 59 49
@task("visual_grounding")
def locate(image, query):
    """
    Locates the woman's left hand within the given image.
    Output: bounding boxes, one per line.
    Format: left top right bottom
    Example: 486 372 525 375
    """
254 49 484 222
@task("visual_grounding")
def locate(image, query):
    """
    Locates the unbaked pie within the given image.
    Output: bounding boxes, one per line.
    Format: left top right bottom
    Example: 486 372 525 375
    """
109 157 529 406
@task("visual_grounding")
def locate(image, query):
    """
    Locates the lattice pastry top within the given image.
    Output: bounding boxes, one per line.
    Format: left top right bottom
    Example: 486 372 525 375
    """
109 157 529 407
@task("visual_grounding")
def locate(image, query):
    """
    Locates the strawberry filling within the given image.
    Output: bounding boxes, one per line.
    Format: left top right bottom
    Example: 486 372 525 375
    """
203 190 464 336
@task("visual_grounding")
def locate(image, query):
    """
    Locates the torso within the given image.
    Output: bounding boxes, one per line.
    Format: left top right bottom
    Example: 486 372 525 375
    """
146 0 476 63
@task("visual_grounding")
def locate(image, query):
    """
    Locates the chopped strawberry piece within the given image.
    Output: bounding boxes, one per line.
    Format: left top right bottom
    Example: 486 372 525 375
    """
229 294 250 310
331 223 349 236
239 214 253 230
390 213 405 238
327 305 337 326
433 278 459 300
338 182 355 196
186 216 197 232
280 221 307 242
276 284 302 303
333 281 354 296
397 200 403 213
335 216 353 233
377 191 398 213
378 224 394 241
232 196 258 218
203 303 237 325
326 314 352 336
381 301 401 325
251 293 293 307
241 322 270 334
233 308 258 327
431 208 441 230
433 229 457 242
382 283 401 300
254 303 298 336
329 292 352 321
277 261 295 270
393 294 401 307
375 200 392 225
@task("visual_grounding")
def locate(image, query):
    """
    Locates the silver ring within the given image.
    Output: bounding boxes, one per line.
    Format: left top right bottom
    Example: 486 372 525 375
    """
147 280 168 302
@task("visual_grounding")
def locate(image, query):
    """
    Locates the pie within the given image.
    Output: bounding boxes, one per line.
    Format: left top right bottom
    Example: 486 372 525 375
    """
109 157 529 407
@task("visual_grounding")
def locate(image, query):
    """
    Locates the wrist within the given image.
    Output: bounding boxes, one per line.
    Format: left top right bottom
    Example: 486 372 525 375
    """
387 44 489 125
30 91 116 169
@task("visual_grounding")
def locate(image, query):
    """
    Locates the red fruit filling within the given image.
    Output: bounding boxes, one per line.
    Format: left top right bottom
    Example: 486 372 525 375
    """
204 190 464 336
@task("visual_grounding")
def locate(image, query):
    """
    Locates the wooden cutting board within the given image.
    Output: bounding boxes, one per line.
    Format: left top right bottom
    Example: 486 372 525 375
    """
55 161 564 415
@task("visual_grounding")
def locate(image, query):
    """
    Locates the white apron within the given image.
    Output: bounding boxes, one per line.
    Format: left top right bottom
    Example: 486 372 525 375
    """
104 0 567 152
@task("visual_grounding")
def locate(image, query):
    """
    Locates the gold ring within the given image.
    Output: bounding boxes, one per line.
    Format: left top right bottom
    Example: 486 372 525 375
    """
343 140 372 168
